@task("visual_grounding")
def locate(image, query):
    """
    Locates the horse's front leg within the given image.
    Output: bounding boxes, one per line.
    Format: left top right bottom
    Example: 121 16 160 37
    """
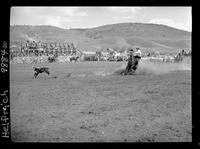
34 72 38 78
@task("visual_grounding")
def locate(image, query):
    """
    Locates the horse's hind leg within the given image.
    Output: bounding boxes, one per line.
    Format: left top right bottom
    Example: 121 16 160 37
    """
34 72 38 78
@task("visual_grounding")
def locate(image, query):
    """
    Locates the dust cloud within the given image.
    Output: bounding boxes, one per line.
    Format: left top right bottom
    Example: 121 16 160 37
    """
138 59 191 75
113 58 191 76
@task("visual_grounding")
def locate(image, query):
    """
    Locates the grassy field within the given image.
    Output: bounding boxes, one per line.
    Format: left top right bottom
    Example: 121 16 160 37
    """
10 61 191 142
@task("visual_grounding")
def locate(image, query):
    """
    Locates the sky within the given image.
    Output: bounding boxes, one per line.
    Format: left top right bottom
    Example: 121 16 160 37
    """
10 7 192 32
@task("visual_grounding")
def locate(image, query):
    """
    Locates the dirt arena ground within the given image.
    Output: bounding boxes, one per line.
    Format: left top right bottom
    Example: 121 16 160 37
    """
10 60 191 142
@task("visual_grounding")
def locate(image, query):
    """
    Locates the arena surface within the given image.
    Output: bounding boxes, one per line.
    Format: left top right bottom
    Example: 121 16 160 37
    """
10 61 191 142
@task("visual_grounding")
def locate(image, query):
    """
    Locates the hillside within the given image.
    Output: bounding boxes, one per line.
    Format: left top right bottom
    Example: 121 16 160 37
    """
83 23 190 39
10 25 79 43
10 23 191 53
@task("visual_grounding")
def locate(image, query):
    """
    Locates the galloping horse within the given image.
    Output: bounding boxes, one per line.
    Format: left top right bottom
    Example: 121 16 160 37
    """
124 55 141 75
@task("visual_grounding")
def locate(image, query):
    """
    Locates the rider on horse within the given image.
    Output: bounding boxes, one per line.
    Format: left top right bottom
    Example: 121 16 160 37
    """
124 48 142 75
